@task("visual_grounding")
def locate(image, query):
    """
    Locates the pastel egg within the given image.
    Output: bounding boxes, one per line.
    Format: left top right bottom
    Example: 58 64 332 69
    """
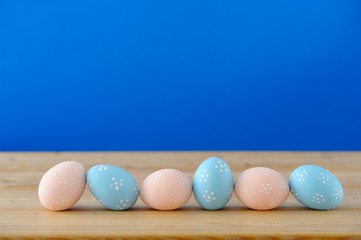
193 156 234 210
38 161 86 211
289 165 343 210
140 169 192 210
234 167 289 210
87 164 139 210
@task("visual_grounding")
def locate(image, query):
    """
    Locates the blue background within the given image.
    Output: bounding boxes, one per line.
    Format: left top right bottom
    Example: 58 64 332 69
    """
1 1 360 151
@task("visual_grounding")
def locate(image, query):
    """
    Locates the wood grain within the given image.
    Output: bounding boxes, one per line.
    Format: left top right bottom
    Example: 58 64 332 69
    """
0 152 360 239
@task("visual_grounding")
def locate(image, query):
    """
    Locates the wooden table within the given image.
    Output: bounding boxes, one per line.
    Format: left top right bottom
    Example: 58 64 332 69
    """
0 152 360 239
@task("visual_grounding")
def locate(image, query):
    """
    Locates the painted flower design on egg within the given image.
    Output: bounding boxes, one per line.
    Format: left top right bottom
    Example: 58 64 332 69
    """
59 177 71 189
312 193 326 204
260 183 272 194
214 159 230 173
318 172 330 184
97 165 108 171
202 190 217 203
269 197 280 207
116 199 132 210
296 170 308 182
198 169 209 183
333 188 342 200
56 195 69 206
170 192 181 203
259 169 270 175
110 177 123 191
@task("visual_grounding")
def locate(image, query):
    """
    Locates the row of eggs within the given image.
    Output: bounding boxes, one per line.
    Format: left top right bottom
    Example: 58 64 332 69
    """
38 156 343 211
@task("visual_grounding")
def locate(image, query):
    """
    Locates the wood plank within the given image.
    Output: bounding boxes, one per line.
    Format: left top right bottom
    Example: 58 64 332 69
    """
0 152 360 239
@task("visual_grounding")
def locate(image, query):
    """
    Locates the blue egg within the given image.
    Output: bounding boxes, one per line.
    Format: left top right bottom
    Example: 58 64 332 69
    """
289 165 343 210
87 164 139 210
193 156 234 210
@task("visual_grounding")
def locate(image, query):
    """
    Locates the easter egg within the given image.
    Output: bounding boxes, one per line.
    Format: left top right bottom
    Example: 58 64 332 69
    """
192 156 234 210
38 161 86 211
87 164 139 210
234 167 289 210
289 165 343 210
140 169 192 210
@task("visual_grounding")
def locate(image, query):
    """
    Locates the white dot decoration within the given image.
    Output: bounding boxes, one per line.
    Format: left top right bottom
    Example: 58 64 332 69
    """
260 183 272 194
296 170 308 182
318 172 330 184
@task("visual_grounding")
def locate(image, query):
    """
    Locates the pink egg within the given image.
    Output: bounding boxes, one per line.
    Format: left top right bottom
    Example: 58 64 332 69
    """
140 169 192 210
38 161 86 211
234 167 289 210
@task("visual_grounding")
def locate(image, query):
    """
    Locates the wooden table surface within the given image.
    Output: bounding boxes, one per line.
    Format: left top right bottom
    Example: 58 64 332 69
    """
0 151 360 239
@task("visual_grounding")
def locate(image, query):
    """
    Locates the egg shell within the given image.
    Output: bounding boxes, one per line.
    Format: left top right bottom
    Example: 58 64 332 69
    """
140 169 192 210
234 167 289 210
87 164 139 210
192 156 234 210
38 161 86 211
289 165 343 210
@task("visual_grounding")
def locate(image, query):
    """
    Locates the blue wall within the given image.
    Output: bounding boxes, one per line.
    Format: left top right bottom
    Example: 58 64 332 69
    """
1 1 361 151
